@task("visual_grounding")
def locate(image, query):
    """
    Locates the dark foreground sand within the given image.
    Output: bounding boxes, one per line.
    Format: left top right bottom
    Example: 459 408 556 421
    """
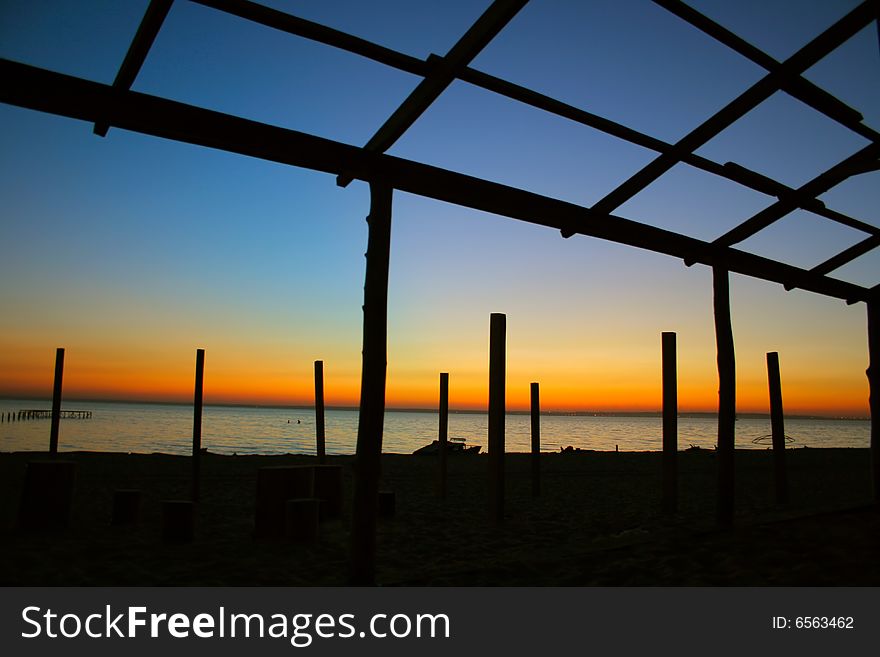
0 448 877 586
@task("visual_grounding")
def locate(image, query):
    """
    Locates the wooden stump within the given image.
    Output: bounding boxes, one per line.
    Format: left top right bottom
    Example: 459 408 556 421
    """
378 490 396 518
111 489 142 525
18 460 76 531
312 465 344 520
162 500 194 543
254 466 314 538
286 498 320 544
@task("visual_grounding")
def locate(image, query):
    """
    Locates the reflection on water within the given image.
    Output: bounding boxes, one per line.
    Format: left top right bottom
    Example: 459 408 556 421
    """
0 399 869 455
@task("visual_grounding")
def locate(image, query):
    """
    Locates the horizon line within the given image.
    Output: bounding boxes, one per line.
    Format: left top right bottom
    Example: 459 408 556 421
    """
0 395 868 421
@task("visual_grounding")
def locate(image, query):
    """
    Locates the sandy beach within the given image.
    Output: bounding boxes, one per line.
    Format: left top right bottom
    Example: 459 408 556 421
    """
0 448 877 586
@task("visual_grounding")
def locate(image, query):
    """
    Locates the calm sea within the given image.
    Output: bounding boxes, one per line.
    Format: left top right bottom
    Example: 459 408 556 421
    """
0 399 869 456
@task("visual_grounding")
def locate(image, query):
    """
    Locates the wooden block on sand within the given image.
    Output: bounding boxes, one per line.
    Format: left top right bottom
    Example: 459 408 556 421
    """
254 466 314 538
18 460 76 531
286 498 320 544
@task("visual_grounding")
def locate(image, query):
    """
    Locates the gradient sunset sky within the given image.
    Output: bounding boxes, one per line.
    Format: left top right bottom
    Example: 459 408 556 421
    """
1 0 877 416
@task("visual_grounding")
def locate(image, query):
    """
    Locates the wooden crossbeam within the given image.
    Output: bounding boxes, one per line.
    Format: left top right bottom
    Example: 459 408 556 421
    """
653 0 877 142
186 0 876 239
336 0 528 187
585 1 875 218
812 235 880 277
0 59 871 303
716 143 880 247
190 0 427 76
94 0 173 136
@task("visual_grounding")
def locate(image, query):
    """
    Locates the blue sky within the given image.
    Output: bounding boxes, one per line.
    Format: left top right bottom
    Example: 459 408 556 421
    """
0 0 877 413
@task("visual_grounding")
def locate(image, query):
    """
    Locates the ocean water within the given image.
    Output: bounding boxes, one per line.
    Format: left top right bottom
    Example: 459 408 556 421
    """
0 399 869 456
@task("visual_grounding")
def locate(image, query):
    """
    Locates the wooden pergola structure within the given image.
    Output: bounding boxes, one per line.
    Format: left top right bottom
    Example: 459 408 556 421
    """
2 0 878 584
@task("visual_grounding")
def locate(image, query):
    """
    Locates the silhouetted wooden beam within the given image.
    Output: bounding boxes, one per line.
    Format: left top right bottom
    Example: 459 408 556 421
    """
488 313 506 523
713 267 736 525
94 0 173 136
661 332 677 514
811 235 880 277
716 143 880 247
350 183 393 585
337 0 528 186
189 0 873 233
530 381 540 497
653 0 876 142
314 360 326 463
49 347 64 454
192 348 205 502
720 162 879 237
190 0 427 76
869 297 880 503
0 59 871 304
588 1 875 217
766 352 789 504
439 372 449 499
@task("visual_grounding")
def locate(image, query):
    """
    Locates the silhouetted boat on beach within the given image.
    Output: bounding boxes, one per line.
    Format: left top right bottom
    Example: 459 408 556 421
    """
413 437 481 455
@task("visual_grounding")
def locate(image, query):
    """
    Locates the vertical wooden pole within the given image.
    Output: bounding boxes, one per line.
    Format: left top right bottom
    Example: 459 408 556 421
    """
438 372 449 499
314 360 326 464
766 351 789 504
49 347 64 454
192 348 205 502
530 381 540 497
867 297 880 503
661 331 678 514
713 267 736 525
488 313 506 523
350 183 393 586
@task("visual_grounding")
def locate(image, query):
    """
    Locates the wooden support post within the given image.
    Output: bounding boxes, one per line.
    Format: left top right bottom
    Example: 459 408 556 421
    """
868 298 880 503
438 372 449 499
314 360 326 464
350 183 393 585
766 352 789 504
531 382 541 497
49 347 64 454
489 312 506 523
192 348 205 502
713 267 736 525
662 332 678 514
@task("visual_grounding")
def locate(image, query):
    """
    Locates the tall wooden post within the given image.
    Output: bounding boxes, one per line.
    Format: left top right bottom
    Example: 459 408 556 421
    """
661 332 678 514
350 183 393 585
868 297 879 503
713 267 736 525
192 348 205 502
49 347 64 454
314 360 326 464
489 313 506 523
766 351 789 504
438 372 449 499
530 382 540 497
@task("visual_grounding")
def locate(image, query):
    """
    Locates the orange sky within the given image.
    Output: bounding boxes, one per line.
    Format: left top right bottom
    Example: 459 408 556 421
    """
0 270 871 418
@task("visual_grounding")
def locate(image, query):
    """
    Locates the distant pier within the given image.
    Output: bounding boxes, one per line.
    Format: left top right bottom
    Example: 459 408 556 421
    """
2 409 93 422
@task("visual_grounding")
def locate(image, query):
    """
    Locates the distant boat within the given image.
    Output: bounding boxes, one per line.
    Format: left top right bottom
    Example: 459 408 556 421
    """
413 437 481 455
